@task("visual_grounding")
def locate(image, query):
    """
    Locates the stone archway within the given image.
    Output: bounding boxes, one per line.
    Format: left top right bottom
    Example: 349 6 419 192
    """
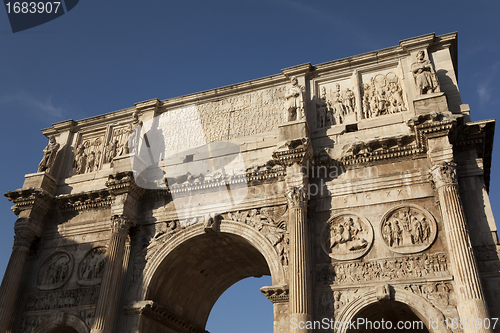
335 287 451 333
139 220 286 332
32 313 90 333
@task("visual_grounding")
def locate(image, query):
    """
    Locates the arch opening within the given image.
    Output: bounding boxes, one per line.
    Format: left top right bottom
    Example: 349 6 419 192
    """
349 300 429 333
46 327 79 333
146 231 272 330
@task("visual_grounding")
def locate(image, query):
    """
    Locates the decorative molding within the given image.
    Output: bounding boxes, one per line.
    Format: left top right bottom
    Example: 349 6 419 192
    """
57 190 113 212
141 302 209 333
260 285 289 303
430 161 458 189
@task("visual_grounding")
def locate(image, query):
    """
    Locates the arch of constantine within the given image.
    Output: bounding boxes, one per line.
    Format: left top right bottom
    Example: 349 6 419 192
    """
1 32 499 333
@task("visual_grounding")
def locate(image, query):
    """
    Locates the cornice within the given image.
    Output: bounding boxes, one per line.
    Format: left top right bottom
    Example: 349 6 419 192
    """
4 187 54 216
56 189 113 212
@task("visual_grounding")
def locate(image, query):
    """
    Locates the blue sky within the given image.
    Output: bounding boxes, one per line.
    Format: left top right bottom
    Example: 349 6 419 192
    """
1 1 499 332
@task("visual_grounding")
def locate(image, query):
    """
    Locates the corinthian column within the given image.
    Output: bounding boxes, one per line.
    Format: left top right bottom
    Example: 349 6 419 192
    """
0 228 36 333
431 161 492 333
91 215 136 333
286 163 313 332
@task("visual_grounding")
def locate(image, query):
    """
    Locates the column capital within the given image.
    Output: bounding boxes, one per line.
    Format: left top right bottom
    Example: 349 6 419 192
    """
286 186 308 209
111 215 136 236
13 228 36 249
430 161 458 189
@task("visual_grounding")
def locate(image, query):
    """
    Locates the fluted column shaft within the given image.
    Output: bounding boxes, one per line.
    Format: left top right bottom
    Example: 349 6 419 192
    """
431 162 492 333
91 215 135 333
286 164 312 332
0 229 35 333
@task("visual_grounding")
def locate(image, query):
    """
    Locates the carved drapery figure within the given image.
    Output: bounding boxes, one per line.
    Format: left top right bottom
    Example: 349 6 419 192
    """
332 83 344 124
410 50 440 95
73 144 86 175
37 136 59 173
285 76 305 122
316 87 329 128
105 139 118 163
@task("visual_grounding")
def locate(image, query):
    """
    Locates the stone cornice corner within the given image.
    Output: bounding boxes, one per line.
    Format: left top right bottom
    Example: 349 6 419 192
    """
281 63 312 79
399 33 436 53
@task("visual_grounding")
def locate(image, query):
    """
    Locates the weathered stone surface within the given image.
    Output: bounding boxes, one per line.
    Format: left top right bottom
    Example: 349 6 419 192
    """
1 33 499 333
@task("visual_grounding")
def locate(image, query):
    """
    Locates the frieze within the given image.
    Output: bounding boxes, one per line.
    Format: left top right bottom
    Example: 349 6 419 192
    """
320 213 373 260
380 205 437 254
37 251 73 291
57 189 113 212
25 286 100 312
77 247 107 286
21 309 96 333
104 124 132 163
316 252 449 285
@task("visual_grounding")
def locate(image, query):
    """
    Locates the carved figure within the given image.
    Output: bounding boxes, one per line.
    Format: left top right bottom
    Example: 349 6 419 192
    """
361 73 406 118
37 252 72 289
78 247 107 283
381 205 436 253
106 139 118 163
37 136 60 173
331 83 344 124
344 87 355 114
316 87 329 128
322 214 373 260
285 76 305 122
85 151 95 173
410 50 440 95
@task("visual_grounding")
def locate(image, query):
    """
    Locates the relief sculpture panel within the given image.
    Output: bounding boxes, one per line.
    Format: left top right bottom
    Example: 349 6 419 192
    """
77 247 107 286
380 205 437 254
72 133 105 176
37 251 73 291
320 213 373 260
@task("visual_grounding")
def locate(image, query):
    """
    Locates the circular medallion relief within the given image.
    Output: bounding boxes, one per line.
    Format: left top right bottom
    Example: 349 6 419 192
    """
37 251 73 290
380 204 437 254
321 213 374 260
77 247 107 286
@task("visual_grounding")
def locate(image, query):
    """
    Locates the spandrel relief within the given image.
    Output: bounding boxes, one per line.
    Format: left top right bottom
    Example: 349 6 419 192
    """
380 205 437 254
36 251 73 291
320 213 373 260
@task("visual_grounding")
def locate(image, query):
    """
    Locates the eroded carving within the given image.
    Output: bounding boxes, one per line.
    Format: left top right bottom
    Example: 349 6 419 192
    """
285 76 305 121
37 251 73 290
410 50 440 95
78 247 107 285
362 72 407 118
321 213 373 260
381 205 437 254
317 252 449 285
403 282 453 309
431 161 458 188
37 136 60 173
223 206 289 266
72 137 104 175
25 286 100 311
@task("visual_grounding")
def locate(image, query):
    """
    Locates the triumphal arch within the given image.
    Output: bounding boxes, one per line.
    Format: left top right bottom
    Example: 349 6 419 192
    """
1 33 499 333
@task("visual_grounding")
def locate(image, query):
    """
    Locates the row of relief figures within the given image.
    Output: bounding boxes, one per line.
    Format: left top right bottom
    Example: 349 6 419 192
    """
315 72 408 129
314 51 441 128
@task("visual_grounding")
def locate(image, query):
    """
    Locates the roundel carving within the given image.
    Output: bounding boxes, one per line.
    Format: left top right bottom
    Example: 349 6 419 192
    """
321 213 374 260
77 247 107 286
380 204 437 254
37 251 73 290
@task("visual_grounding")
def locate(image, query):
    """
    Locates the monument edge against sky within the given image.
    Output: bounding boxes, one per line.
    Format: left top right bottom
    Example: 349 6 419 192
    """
1 32 499 333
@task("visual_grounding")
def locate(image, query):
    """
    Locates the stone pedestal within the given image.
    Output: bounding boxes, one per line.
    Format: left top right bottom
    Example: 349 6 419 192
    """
413 92 448 114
